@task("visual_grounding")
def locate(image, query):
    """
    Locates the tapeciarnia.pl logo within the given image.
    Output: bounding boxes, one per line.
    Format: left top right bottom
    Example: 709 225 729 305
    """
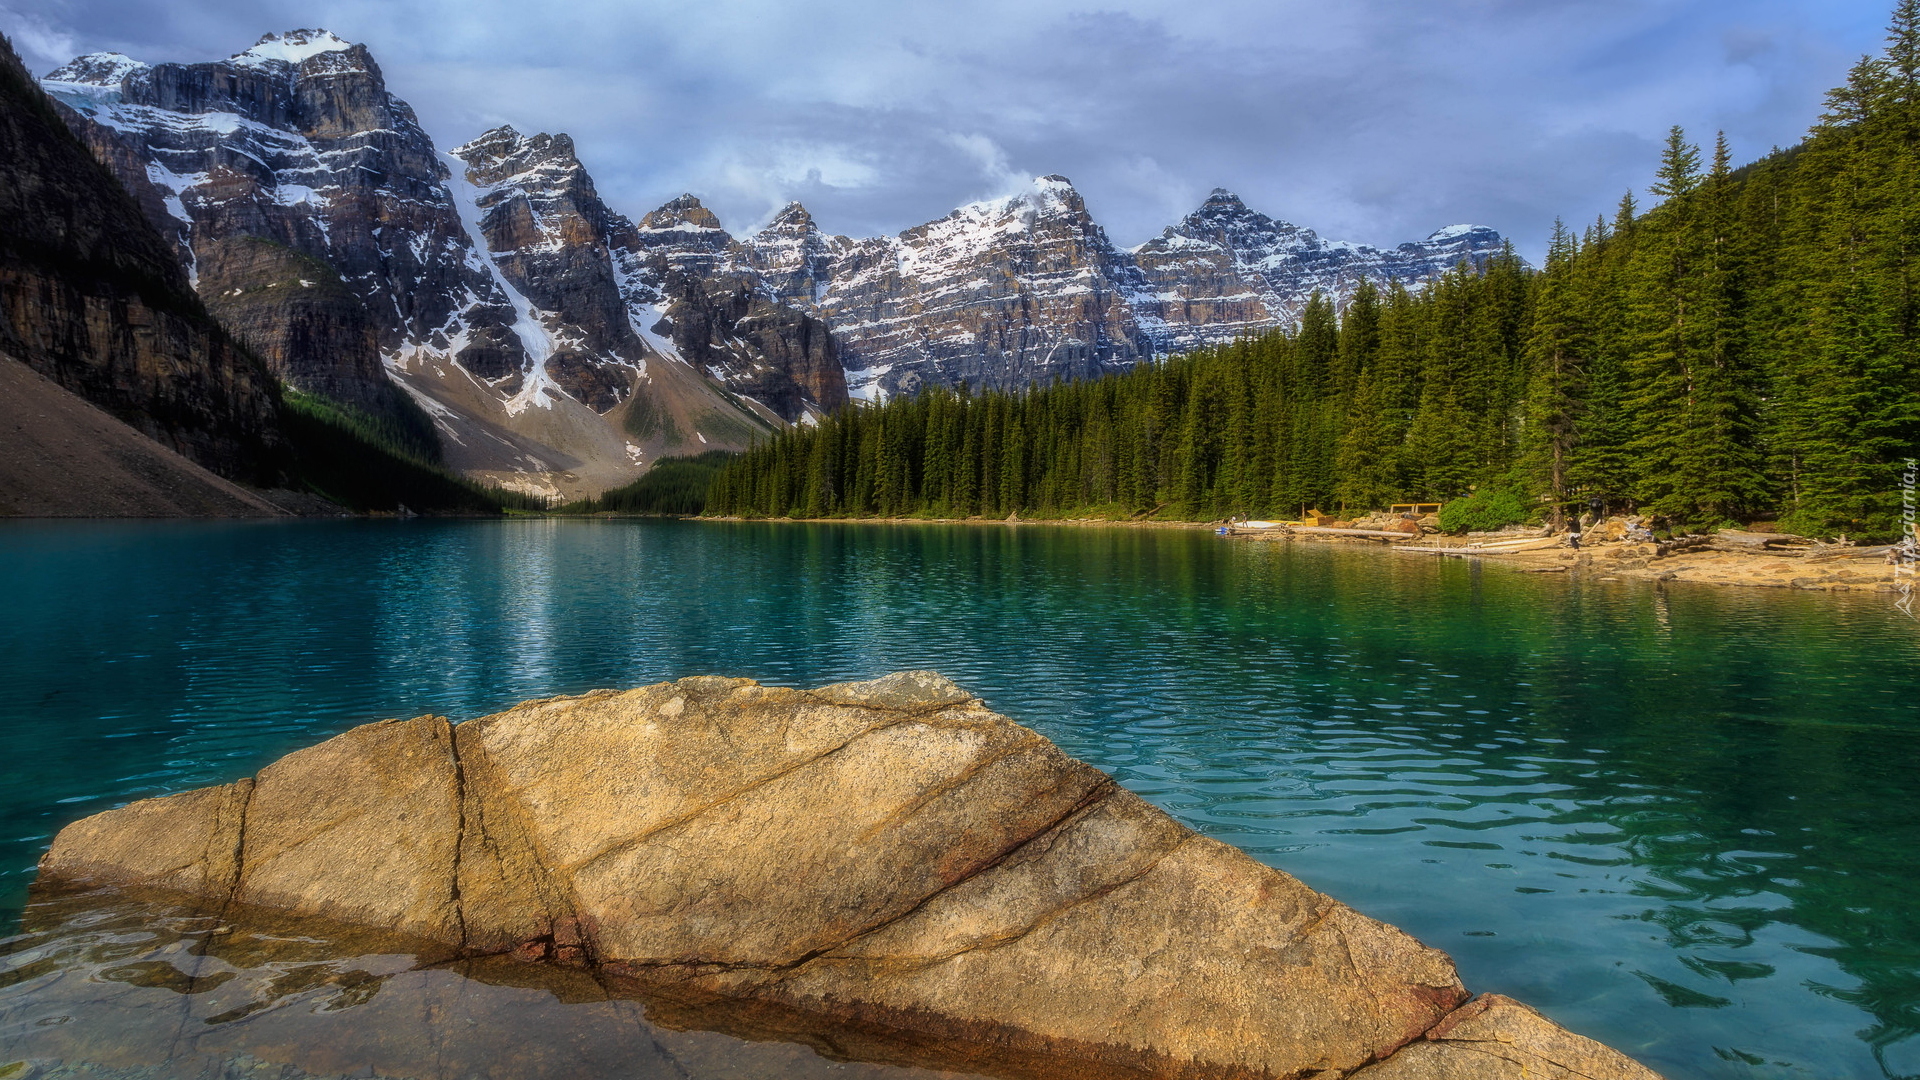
1898 458 1917 619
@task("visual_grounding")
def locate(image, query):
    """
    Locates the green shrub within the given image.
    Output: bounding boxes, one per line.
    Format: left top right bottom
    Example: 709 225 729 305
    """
1437 489 1532 534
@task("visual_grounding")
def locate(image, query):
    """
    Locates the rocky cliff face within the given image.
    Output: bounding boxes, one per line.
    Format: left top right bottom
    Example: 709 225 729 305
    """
450 126 647 414
194 235 398 419
743 176 1159 401
38 672 1664 1080
737 178 1508 402
742 201 842 301
37 27 1510 495
41 32 528 402
616 193 848 420
0 36 281 482
38 33 792 500
443 127 844 457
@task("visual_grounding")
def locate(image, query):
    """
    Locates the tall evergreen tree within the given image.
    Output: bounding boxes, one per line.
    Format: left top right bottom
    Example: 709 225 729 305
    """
710 9 1920 539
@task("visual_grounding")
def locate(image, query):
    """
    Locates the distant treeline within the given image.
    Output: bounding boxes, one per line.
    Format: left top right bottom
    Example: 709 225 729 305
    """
279 389 546 514
559 451 737 515
707 4 1920 538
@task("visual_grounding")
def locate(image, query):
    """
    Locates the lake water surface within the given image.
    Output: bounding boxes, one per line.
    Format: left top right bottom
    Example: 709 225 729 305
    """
1 519 1916 1080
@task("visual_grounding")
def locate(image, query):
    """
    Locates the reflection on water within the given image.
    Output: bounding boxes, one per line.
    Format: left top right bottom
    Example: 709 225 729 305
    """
0 519 1917 1079
0 889 975 1080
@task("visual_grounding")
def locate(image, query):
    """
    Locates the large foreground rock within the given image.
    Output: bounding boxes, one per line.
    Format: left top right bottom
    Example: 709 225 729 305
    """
38 672 1662 1080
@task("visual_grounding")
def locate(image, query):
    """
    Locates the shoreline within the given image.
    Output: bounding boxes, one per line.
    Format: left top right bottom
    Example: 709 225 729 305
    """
694 513 1911 597
1250 529 1908 596
695 513 1212 530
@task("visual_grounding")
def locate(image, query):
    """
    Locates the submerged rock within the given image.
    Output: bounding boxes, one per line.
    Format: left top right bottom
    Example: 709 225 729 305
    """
38 672 1662 1080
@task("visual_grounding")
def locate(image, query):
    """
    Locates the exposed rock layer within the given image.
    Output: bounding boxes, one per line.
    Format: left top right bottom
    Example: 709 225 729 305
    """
618 190 848 420
37 29 1509 496
195 234 412 421
452 126 644 411
739 180 1509 401
452 127 844 425
40 672 1661 1080
0 38 281 482
745 177 1156 400
39 35 781 501
1131 190 1506 349
42 31 525 395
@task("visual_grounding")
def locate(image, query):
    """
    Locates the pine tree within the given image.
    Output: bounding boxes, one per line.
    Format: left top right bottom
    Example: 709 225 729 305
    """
1334 368 1400 510
1523 219 1586 520
708 12 1920 542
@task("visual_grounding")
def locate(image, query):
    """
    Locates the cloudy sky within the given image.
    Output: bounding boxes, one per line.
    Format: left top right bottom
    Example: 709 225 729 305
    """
1 0 1895 258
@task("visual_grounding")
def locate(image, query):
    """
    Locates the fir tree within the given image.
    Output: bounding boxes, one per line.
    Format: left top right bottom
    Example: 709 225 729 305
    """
708 10 1920 540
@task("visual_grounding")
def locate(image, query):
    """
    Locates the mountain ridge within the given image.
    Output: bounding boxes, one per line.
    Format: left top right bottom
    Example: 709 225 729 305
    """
37 27 1510 493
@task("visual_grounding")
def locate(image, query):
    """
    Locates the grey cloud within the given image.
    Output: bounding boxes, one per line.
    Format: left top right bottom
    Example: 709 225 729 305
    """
0 0 1893 259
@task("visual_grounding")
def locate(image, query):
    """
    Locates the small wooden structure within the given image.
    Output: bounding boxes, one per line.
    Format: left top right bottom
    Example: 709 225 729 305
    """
1283 508 1339 527
1388 503 1443 517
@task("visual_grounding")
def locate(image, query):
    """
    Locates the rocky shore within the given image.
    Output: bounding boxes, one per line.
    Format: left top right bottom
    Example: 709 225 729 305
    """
1321 513 1908 594
1397 537 1909 592
703 514 1912 597
38 672 1661 1080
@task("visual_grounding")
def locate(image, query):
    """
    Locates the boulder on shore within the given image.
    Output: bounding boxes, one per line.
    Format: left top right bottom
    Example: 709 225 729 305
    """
38 672 1662 1080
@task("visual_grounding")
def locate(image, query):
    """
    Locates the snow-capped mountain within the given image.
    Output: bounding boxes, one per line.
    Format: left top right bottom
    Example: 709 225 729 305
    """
742 176 1160 400
38 28 1511 494
42 32 521 398
737 178 1507 401
39 31 786 499
615 192 848 421
1131 189 1505 347
1 38 283 485
448 125 650 415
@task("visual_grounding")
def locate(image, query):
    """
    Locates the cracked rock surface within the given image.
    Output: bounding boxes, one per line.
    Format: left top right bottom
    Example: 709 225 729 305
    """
38 671 1662 1080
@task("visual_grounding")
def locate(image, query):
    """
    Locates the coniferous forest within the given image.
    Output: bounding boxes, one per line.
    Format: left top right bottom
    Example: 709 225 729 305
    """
707 5 1920 538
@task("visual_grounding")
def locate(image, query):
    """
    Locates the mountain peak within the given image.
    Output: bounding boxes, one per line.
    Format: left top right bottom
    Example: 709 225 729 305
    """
641 194 725 233
768 201 815 228
1191 189 1257 218
44 52 148 86
454 126 578 165
1156 188 1278 248
1021 174 1088 219
233 29 357 68
457 124 522 152
1423 223 1498 243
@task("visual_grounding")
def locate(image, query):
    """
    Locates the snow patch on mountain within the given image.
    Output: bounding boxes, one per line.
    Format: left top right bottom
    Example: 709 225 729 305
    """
41 53 148 102
444 160 561 413
232 30 355 68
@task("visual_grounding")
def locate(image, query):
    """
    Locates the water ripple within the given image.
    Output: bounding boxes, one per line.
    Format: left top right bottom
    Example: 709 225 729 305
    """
0 519 1916 1079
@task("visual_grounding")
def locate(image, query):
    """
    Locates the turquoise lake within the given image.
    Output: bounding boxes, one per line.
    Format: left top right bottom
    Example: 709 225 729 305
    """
1 518 1917 1079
